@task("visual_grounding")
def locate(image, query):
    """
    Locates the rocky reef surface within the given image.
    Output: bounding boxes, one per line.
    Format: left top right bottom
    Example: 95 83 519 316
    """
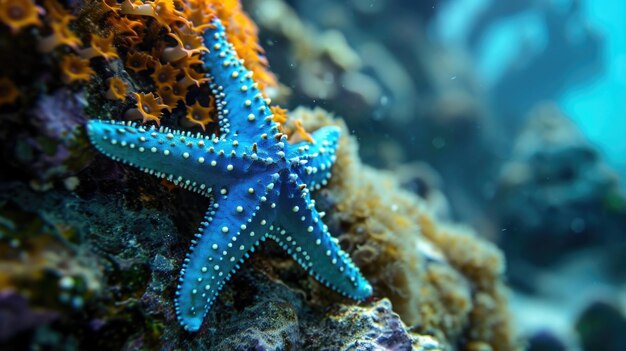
0 0 519 350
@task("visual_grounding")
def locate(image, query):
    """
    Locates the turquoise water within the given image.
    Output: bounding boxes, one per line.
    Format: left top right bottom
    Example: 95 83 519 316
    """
560 0 626 178
433 0 626 178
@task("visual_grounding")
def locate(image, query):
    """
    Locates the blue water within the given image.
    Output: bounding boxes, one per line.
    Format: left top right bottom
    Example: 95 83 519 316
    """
559 0 626 179
432 0 626 178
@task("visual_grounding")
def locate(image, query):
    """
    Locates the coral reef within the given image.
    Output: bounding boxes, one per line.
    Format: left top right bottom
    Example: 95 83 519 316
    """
0 1 519 350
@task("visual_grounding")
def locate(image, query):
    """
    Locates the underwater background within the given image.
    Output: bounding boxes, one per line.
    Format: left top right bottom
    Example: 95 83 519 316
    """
0 0 624 350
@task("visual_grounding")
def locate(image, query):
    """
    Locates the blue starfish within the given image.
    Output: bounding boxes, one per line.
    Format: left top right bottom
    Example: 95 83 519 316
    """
86 18 372 332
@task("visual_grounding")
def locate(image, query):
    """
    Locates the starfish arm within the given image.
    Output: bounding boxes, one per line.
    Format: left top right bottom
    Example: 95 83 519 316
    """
286 126 341 191
270 175 372 300
176 174 281 331
86 120 265 192
202 19 280 152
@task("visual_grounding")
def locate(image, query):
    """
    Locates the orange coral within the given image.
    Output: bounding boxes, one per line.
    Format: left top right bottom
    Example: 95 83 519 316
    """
150 61 179 89
162 25 209 62
105 77 128 101
269 106 313 142
181 0 215 33
109 16 144 47
133 92 167 124
214 0 277 90
151 0 189 28
0 77 19 106
101 0 121 13
0 0 43 33
42 0 74 22
59 54 95 84
293 119 314 143
109 16 143 37
80 32 119 61
178 66 208 88
18 0 282 135
120 0 155 17
184 99 214 130
172 54 203 71
157 85 183 112
271 105 288 125
120 0 188 30
126 51 154 72
37 16 81 52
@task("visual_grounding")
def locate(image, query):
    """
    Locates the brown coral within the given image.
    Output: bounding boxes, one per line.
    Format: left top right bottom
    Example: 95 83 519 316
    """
37 15 81 52
0 77 19 106
157 85 183 112
0 0 43 33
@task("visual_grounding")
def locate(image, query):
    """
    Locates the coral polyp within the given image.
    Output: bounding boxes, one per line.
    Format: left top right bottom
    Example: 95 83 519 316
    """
105 77 128 101
59 54 94 84
132 92 167 124
0 0 42 33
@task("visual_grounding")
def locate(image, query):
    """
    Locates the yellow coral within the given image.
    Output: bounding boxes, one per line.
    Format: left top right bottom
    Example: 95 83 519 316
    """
80 32 119 61
0 0 43 34
37 15 80 52
101 0 121 13
60 54 95 84
133 92 167 125
120 0 188 30
184 98 214 130
150 61 179 89
214 0 277 90
178 66 208 88
42 0 74 22
105 77 128 101
126 51 154 72
162 26 209 62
